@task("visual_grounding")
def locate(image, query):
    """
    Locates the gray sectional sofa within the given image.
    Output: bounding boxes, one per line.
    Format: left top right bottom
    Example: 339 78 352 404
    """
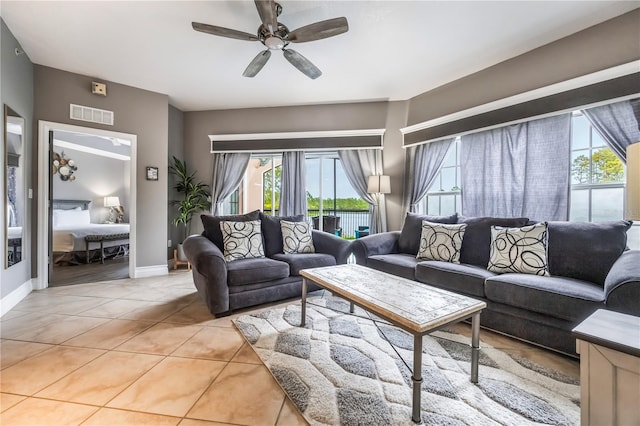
184 211 352 317
352 213 640 356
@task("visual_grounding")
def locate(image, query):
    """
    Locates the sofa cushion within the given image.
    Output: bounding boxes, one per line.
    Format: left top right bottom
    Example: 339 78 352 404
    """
398 212 458 255
488 222 550 276
547 220 632 286
485 274 605 322
417 221 467 263
458 216 529 267
201 210 260 251
281 220 315 254
272 253 336 276
415 261 495 298
220 220 265 262
367 254 421 280
259 212 306 257
226 257 290 286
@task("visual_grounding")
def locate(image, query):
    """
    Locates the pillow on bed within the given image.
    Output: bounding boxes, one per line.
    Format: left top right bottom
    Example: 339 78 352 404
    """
53 209 90 227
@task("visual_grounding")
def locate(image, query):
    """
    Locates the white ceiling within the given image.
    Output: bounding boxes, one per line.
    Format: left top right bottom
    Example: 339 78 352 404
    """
2 1 638 112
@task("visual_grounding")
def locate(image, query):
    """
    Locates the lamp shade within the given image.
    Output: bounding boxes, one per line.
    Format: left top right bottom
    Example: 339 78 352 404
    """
626 142 640 220
104 196 120 207
367 175 391 194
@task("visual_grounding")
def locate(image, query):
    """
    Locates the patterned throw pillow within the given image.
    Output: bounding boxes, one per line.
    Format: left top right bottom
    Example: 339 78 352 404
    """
281 220 315 254
220 220 265 262
416 221 467 263
488 222 550 276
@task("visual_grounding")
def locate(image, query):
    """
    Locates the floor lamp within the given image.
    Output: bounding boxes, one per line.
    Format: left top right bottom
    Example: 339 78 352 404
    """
367 175 391 233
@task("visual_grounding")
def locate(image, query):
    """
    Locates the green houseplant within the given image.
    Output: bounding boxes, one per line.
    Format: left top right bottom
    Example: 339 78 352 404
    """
169 156 211 259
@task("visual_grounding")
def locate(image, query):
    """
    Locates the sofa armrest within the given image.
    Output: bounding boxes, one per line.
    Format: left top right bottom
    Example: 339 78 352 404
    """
312 231 352 264
604 250 640 316
183 235 230 316
351 231 401 265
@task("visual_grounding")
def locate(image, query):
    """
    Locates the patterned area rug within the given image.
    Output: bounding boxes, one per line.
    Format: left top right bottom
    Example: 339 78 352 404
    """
234 296 580 426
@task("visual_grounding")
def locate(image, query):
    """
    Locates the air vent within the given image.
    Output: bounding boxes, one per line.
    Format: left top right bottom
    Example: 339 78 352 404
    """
69 104 114 126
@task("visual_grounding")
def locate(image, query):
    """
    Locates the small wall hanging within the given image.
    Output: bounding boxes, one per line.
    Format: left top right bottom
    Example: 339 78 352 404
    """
52 151 77 181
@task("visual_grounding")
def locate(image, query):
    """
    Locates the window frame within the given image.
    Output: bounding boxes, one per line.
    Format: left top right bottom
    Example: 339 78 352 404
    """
422 137 462 216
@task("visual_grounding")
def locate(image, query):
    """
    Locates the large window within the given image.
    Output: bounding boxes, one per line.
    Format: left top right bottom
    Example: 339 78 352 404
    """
422 138 461 216
569 112 625 222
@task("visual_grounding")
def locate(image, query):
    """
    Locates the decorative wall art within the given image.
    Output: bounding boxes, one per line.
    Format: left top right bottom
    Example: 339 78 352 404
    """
52 151 77 181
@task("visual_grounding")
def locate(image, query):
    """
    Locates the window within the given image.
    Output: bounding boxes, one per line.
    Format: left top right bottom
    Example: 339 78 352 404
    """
241 155 281 215
422 137 461 216
569 112 625 222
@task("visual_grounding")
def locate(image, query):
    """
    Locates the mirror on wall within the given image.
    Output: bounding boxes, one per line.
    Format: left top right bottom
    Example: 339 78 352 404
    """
5 105 25 268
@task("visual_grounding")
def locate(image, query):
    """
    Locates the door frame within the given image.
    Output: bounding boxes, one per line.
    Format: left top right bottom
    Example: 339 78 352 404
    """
36 120 137 289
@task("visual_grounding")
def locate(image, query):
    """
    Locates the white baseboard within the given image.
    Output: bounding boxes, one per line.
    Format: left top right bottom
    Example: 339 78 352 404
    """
134 265 168 278
1 279 33 317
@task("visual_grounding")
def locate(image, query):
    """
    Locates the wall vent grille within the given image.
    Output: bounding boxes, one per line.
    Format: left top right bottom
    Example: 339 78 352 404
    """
69 104 114 126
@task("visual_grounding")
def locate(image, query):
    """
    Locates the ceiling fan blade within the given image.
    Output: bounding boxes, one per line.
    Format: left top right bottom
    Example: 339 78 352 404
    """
288 17 349 43
192 22 258 41
283 49 322 80
243 50 271 78
254 0 277 34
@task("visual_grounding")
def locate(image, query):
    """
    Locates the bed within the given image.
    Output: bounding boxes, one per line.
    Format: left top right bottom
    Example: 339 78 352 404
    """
52 199 130 265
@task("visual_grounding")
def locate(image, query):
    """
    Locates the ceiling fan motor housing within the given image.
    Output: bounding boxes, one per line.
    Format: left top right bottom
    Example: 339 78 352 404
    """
258 22 289 50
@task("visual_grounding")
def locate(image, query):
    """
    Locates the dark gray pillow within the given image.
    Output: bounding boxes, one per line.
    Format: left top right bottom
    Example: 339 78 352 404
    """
458 216 529 267
201 210 260 251
547 220 632 286
259 212 305 257
398 212 458 255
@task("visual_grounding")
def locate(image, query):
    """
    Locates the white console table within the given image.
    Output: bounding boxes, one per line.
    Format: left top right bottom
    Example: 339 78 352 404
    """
573 309 640 426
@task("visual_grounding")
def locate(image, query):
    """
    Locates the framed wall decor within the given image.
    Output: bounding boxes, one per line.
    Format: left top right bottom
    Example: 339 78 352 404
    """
146 166 158 181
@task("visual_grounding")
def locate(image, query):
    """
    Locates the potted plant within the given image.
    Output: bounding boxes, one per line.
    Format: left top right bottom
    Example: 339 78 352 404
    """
169 156 211 260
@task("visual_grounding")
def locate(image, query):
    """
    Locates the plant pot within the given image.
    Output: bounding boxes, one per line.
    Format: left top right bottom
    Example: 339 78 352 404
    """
176 243 188 261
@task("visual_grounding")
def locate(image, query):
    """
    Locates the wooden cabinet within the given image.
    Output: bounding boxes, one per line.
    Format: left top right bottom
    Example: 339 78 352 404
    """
573 309 640 426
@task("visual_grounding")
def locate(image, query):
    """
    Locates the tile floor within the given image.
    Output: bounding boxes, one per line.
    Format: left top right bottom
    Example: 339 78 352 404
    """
1 271 579 426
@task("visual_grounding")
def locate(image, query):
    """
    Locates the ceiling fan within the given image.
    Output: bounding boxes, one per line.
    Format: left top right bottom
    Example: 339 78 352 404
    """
192 0 348 79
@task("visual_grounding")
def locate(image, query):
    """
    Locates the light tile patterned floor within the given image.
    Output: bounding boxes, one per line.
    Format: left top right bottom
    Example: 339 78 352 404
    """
1 271 579 426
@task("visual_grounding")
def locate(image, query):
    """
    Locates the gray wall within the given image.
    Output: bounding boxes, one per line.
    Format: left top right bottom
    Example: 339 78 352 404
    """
51 146 129 224
407 9 640 126
184 102 389 234
34 65 169 269
168 104 184 258
1 19 34 299
382 101 409 231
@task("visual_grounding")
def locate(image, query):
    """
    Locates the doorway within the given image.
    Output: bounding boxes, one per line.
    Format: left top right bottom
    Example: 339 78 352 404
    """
36 121 137 289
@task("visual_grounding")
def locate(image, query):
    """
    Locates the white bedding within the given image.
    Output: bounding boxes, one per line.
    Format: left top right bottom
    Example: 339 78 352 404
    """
53 223 130 252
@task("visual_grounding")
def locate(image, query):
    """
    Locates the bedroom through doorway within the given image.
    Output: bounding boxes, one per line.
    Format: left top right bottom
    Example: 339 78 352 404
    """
49 129 132 286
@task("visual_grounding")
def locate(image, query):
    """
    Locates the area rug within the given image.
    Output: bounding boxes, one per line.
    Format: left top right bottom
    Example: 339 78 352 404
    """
234 296 580 426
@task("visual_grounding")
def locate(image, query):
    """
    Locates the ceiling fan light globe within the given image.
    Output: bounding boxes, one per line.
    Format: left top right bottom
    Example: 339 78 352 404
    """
265 36 284 50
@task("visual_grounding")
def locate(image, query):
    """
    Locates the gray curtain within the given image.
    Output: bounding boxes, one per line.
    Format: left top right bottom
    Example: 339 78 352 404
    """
279 151 307 216
582 98 640 162
403 138 454 214
338 149 387 233
210 153 251 215
461 114 572 221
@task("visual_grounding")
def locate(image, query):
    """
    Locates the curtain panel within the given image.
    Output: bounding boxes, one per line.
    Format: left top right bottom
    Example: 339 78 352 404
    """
403 138 454 214
338 149 387 233
279 151 307 216
461 114 572 221
210 153 251 215
581 98 640 163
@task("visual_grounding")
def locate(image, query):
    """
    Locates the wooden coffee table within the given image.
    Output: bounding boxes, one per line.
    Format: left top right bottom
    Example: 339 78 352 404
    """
300 264 486 424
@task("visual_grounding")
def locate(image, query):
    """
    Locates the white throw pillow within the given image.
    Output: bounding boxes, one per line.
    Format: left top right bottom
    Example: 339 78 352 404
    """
416 221 466 263
281 220 315 254
220 220 265 262
488 222 550 276
53 209 90 227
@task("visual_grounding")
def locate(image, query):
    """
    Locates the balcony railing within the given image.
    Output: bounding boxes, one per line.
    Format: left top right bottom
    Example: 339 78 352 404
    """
306 209 370 239
264 209 370 239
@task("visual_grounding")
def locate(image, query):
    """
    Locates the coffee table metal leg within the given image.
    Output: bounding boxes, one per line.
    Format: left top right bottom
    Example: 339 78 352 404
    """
350 302 355 313
471 312 481 383
412 334 423 424
301 278 307 327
